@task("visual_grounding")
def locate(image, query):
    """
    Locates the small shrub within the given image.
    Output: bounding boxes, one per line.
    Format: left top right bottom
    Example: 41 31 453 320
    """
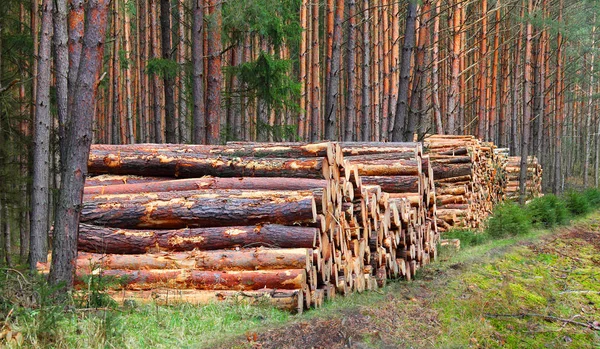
583 188 600 208
442 229 488 248
563 190 591 216
485 203 532 239
526 194 569 228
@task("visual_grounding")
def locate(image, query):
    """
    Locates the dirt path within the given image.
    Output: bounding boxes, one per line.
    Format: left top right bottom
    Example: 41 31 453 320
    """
217 219 600 349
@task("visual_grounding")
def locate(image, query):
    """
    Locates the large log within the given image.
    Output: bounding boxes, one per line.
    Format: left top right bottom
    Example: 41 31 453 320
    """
77 224 318 253
81 190 317 228
344 158 420 176
92 142 336 164
77 268 307 291
85 175 172 186
75 248 312 271
88 150 326 179
360 176 420 193
84 177 328 195
109 289 304 313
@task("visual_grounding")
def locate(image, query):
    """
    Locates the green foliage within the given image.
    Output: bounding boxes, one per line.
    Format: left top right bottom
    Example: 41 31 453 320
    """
564 190 592 216
526 194 570 228
485 203 532 239
223 0 301 50
442 229 488 248
145 58 179 80
583 188 600 208
235 51 301 111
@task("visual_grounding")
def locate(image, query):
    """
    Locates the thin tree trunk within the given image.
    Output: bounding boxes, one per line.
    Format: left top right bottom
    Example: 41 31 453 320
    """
519 0 533 205
206 0 222 144
392 0 417 141
310 0 320 141
584 24 595 188
554 0 564 194
49 0 111 287
54 0 69 163
124 3 134 143
151 0 163 143
30 0 53 271
407 1 430 140
361 0 371 141
160 0 176 143
446 0 461 135
432 0 442 133
344 0 357 141
192 0 205 144
177 0 189 143
324 0 344 140
489 0 500 143
477 0 488 139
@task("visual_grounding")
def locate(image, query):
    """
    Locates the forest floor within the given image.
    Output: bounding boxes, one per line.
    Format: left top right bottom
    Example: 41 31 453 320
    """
3 214 600 348
211 214 600 349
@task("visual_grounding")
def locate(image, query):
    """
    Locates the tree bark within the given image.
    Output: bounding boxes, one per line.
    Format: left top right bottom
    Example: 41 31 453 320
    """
74 248 312 271
192 0 205 144
324 0 344 140
392 1 417 141
206 0 222 144
30 0 54 270
49 0 111 287
54 0 69 163
81 190 317 228
361 0 371 141
77 223 318 253
344 0 356 142
407 1 430 140
519 0 533 205
160 0 176 143
446 0 461 134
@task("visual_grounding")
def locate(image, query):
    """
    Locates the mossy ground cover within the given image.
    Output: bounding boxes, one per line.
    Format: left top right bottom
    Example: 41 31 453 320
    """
2 214 600 348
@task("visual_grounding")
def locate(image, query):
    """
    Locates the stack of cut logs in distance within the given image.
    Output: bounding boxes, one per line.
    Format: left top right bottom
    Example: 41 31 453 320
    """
38 135 542 313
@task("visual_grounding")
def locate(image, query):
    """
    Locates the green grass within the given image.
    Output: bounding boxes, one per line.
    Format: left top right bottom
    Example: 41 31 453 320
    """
2 210 600 348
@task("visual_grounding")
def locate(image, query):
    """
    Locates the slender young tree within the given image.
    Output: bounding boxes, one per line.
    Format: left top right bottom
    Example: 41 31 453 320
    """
49 0 111 287
392 0 417 141
519 0 534 204
192 0 205 144
30 0 54 271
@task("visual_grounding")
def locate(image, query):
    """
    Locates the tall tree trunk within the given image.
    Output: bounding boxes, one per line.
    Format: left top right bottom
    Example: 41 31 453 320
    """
432 0 443 133
489 0 500 144
151 0 163 143
477 0 488 140
177 0 189 143
361 0 371 141
344 0 357 141
49 0 111 287
310 0 320 141
54 0 69 163
584 22 595 188
519 0 533 205
407 1 430 140
554 0 564 194
299 0 308 141
392 0 417 141
206 0 222 144
124 3 134 144
324 0 344 140
160 0 176 143
446 0 461 135
192 0 205 144
30 0 53 271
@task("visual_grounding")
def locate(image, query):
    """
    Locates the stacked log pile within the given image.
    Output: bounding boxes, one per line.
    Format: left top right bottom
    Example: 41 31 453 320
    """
419 135 505 231
504 156 543 200
338 143 439 280
49 142 438 313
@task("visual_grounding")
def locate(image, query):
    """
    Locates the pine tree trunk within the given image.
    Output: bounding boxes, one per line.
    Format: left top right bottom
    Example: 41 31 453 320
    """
54 0 69 163
554 0 564 194
477 0 488 140
392 0 417 141
30 0 53 270
310 0 320 141
446 0 461 135
151 0 163 143
344 0 357 141
584 22 595 188
407 1 430 140
519 0 533 205
124 4 134 144
160 0 176 143
432 0 442 133
324 0 344 140
206 0 222 144
361 0 371 141
489 1 501 143
49 0 111 288
192 0 205 144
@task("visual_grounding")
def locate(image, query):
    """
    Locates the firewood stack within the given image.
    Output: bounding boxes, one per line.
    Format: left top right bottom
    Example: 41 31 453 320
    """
504 156 543 201
419 135 505 231
46 142 438 313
